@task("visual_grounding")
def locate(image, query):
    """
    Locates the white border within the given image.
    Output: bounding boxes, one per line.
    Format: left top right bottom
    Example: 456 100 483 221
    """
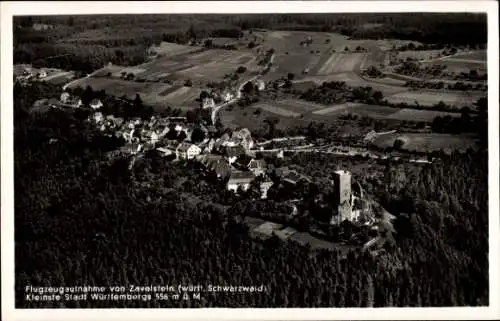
1 1 499 321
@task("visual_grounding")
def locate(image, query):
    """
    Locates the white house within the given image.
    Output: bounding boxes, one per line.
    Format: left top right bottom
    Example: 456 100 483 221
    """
176 143 202 160
156 147 173 157
222 90 235 102
90 98 103 110
67 96 83 108
93 112 104 123
260 180 274 199
227 171 255 193
121 143 143 155
38 69 47 79
255 79 266 91
60 92 71 104
202 97 215 109
248 159 266 176
232 128 254 150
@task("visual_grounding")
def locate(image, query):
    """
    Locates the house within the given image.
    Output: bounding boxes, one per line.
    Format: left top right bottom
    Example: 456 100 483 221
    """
232 128 254 150
275 166 291 178
204 139 216 153
176 143 201 160
254 79 266 91
120 143 143 155
90 98 103 110
282 170 312 186
260 180 274 199
213 161 232 180
225 145 246 164
234 154 253 171
60 92 71 104
37 69 47 78
93 112 104 123
214 133 231 151
47 98 60 107
156 147 174 157
66 96 82 108
202 97 215 109
227 171 255 193
222 90 235 102
248 159 266 176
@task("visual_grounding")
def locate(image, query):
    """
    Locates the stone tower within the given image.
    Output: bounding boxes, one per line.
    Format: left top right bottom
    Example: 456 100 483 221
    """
330 170 352 225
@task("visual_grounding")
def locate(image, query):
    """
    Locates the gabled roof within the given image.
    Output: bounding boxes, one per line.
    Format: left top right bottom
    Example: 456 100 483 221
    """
235 154 253 167
228 171 255 183
226 145 246 158
248 159 266 169
176 142 198 152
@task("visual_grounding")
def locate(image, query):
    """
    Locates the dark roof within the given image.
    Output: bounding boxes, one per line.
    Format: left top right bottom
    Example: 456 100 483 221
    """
226 145 246 158
275 167 290 177
249 159 266 169
228 171 255 183
235 154 253 167
177 142 196 152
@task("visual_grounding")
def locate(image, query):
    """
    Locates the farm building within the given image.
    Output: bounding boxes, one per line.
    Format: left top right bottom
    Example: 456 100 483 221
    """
120 143 143 155
227 171 255 193
37 69 47 79
90 99 103 110
60 92 71 104
156 147 174 157
254 79 266 91
225 145 246 164
176 142 202 160
202 97 215 109
259 179 274 199
232 128 254 150
248 159 266 176
222 90 235 102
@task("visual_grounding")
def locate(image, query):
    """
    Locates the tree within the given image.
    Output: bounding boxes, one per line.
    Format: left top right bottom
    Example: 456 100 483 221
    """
185 79 193 87
200 91 210 101
133 93 143 109
204 39 213 48
287 73 295 81
372 91 383 103
242 81 255 96
191 127 206 143
237 66 247 74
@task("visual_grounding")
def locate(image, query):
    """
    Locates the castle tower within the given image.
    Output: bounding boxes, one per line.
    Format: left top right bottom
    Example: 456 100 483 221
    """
330 170 352 225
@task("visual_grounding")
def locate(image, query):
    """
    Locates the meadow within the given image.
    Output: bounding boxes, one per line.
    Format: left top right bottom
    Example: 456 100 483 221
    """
371 132 479 153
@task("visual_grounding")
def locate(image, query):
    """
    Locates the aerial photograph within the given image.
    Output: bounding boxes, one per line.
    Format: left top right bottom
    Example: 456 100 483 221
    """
13 12 489 308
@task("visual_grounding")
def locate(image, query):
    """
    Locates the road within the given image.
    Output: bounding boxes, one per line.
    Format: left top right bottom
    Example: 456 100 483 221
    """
251 145 432 164
210 74 260 124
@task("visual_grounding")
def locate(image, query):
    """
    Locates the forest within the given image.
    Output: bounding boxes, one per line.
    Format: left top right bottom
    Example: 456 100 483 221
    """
14 82 489 308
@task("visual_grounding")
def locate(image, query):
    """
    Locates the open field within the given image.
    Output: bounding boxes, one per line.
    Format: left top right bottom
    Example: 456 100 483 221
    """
43 71 76 86
317 53 367 75
149 42 201 57
385 90 484 108
253 99 325 117
255 30 418 80
361 51 389 69
424 59 487 74
312 102 363 115
66 77 200 109
422 50 487 74
385 108 461 122
396 50 443 61
372 132 479 153
88 47 260 85
314 102 461 121
297 72 407 97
